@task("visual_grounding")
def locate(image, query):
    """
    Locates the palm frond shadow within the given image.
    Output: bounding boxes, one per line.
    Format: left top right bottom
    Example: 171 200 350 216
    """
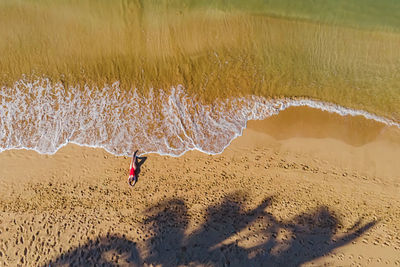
46 234 141 266
46 192 376 266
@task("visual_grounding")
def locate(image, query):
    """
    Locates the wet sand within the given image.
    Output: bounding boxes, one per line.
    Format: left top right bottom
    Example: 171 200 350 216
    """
0 107 399 266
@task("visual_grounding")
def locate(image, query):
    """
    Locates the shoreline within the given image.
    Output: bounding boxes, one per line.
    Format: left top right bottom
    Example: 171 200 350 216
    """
1 85 399 157
0 107 399 266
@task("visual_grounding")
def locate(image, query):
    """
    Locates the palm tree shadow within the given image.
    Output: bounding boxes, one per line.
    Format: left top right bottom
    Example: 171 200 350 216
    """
43 234 141 267
253 206 377 266
144 198 189 265
143 192 376 266
46 193 376 266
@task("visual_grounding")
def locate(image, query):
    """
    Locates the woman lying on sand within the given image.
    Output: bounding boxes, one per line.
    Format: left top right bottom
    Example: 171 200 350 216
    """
128 150 138 186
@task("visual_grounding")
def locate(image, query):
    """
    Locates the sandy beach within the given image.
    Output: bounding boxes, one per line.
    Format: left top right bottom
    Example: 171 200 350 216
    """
1 1 399 266
0 107 399 266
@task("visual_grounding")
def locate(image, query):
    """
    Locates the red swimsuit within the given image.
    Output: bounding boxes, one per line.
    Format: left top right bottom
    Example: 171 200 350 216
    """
130 166 135 176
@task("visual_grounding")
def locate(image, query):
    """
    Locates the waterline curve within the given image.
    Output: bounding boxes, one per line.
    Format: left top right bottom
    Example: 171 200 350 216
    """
0 79 398 156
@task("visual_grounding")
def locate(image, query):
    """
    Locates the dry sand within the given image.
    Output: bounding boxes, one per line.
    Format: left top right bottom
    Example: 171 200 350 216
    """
0 107 399 266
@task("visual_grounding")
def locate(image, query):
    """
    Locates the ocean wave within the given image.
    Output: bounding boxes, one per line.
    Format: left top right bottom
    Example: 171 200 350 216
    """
0 79 398 156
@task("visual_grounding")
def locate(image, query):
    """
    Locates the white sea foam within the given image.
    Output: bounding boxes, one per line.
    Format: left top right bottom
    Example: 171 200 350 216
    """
0 78 398 156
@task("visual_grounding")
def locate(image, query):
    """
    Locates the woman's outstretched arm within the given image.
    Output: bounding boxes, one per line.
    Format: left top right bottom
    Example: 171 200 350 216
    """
130 154 135 169
130 150 138 169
